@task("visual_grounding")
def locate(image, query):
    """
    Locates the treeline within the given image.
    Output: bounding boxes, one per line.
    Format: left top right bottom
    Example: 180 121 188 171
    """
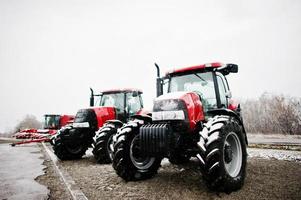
0 115 42 137
14 114 42 132
241 93 301 135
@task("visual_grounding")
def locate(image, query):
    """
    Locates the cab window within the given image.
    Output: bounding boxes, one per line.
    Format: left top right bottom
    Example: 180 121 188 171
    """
216 75 228 108
99 93 125 112
169 72 217 111
127 93 142 115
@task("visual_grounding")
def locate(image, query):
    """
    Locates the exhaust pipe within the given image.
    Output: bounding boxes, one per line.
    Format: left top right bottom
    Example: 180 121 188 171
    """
90 88 94 107
155 63 160 78
154 63 163 97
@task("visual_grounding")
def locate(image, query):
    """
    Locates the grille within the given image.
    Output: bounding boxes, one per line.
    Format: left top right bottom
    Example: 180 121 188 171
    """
139 123 171 156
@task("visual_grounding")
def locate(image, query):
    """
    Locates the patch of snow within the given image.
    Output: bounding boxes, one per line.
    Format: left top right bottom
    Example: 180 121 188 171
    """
248 148 301 163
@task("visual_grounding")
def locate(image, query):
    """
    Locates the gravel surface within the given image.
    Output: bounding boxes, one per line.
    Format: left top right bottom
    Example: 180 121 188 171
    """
36 144 72 200
2 136 301 200
42 147 301 200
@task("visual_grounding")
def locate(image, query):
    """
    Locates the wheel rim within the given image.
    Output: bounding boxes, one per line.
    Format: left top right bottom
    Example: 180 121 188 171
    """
106 135 114 161
130 135 155 170
223 132 242 177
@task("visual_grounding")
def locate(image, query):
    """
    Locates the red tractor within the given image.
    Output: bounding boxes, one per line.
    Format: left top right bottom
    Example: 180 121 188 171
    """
112 63 248 193
51 88 146 162
14 114 74 139
43 114 74 134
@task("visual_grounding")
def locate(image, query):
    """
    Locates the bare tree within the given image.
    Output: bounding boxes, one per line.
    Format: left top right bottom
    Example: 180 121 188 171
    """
14 115 42 133
241 93 301 135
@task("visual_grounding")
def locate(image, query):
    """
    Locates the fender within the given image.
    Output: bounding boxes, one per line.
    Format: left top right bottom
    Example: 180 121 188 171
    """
130 114 152 123
106 120 124 128
207 108 248 145
136 108 151 116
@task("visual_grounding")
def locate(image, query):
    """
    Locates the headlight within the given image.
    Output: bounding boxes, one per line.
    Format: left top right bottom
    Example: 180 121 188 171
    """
73 122 90 128
152 110 185 121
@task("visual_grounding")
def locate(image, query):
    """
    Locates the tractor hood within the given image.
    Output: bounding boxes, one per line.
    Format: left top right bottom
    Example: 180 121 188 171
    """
92 106 116 128
155 91 188 101
73 107 116 131
153 91 205 131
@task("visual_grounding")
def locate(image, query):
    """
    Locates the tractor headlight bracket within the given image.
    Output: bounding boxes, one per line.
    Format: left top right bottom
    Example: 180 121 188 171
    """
152 110 185 121
72 122 90 128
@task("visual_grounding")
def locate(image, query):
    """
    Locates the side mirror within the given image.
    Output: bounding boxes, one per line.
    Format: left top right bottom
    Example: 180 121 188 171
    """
226 64 238 73
219 64 238 75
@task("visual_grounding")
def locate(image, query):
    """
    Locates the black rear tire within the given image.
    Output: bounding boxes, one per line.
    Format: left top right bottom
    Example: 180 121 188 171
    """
52 127 88 160
92 123 117 164
197 115 247 193
112 119 162 181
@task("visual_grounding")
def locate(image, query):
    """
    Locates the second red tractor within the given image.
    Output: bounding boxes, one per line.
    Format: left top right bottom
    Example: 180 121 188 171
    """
51 88 146 162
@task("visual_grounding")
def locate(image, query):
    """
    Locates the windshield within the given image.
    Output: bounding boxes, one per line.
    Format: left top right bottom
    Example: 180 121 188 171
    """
168 72 217 111
127 93 142 115
44 115 60 129
96 93 125 111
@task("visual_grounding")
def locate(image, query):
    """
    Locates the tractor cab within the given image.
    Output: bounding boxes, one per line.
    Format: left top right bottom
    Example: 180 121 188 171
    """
43 114 74 130
43 114 61 129
90 88 144 123
156 63 238 118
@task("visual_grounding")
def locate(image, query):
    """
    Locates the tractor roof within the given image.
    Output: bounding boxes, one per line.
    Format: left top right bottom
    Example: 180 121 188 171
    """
43 114 74 118
44 114 60 117
165 62 238 76
166 62 223 76
101 88 143 94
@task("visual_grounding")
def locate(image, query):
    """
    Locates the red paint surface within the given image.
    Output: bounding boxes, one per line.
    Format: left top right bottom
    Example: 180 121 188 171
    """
166 62 223 75
159 92 205 132
92 107 116 128
228 99 239 111
59 115 74 127
179 92 205 132
101 88 142 94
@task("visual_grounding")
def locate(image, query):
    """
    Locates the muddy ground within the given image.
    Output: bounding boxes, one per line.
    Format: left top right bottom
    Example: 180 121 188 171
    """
39 145 301 200
36 158 71 200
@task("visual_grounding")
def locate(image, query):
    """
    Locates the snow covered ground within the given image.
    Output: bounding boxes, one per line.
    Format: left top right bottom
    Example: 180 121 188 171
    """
248 133 301 145
248 148 301 163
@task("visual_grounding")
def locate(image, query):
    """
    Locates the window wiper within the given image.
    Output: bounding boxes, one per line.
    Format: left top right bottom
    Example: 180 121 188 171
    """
194 73 207 83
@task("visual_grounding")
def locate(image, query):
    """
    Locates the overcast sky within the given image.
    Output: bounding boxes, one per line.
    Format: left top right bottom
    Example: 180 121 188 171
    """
0 0 301 132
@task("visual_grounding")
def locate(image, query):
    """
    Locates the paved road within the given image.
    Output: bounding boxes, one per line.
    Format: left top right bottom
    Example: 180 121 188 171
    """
0 143 49 200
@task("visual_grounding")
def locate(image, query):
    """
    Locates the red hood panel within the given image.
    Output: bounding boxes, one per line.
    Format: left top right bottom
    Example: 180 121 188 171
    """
92 107 116 128
155 92 204 131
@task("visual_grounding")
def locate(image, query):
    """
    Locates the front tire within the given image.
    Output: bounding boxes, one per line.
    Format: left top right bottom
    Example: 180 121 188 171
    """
52 128 88 160
197 115 247 193
92 123 117 163
112 119 162 181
